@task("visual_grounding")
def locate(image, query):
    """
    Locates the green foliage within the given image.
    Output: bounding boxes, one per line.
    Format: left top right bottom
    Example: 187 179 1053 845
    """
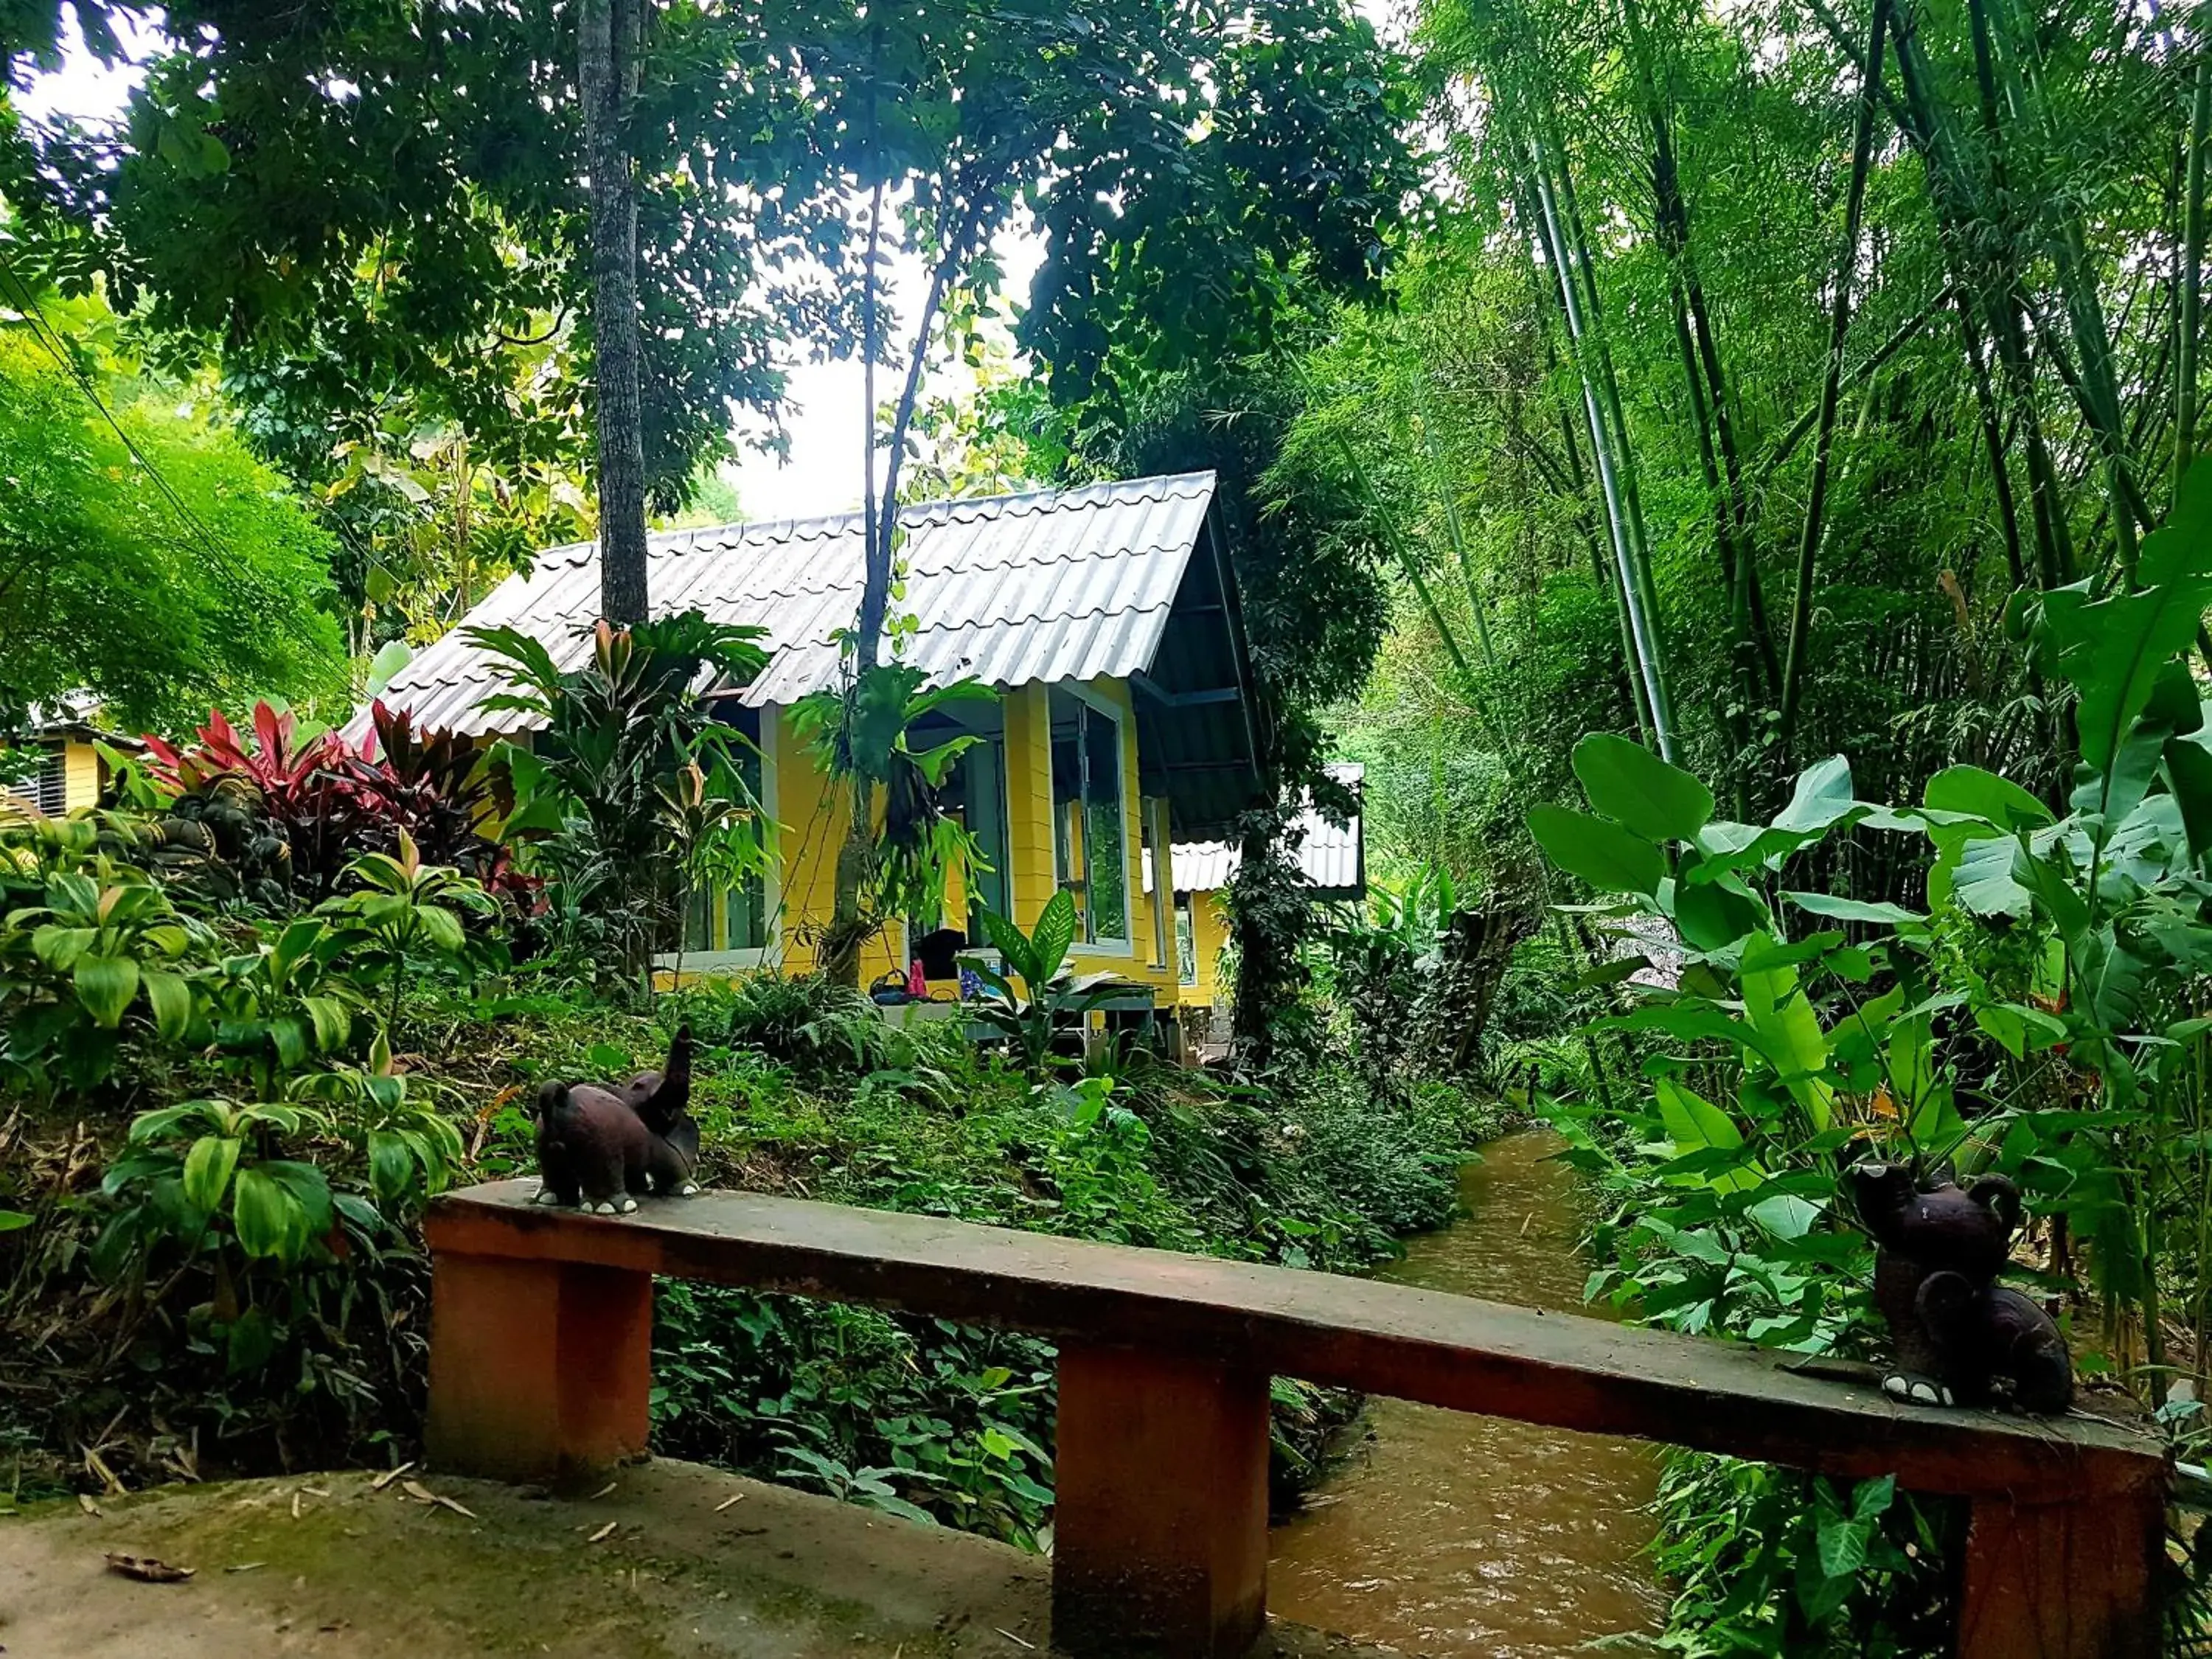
792 663 994 936
965 894 1127 1082
1524 465 2212 1644
0 295 346 732
318 832 501 1028
702 972 906 1077
477 611 768 975
0 840 215 1092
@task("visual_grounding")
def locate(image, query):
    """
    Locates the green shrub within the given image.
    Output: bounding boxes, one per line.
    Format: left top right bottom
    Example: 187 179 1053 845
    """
705 971 909 1075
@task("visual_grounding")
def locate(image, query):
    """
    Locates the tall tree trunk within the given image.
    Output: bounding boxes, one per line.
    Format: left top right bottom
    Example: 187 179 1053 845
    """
829 177 997 987
1780 0 1888 740
1549 114 1675 749
582 0 648 626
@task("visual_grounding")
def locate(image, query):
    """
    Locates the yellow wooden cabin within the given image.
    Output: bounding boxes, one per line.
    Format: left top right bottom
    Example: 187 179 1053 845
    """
369 473 1266 1009
3 714 105 818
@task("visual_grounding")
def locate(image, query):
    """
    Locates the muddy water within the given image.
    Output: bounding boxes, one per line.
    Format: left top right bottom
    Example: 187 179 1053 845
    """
1267 1130 1666 1658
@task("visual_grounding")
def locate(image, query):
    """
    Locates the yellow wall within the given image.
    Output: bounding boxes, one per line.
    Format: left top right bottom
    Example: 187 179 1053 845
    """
763 708 905 986
706 684 1182 997
63 740 99 810
1 737 100 820
659 681 1203 1009
1181 888 1232 1008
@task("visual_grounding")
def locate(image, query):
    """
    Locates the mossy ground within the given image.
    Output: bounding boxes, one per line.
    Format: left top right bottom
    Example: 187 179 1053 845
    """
0 1458 1401 1657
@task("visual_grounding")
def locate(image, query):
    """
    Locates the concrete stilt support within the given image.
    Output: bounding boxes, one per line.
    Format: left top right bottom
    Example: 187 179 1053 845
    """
1051 1343 1270 1658
1957 1489 2163 1659
424 1250 653 1486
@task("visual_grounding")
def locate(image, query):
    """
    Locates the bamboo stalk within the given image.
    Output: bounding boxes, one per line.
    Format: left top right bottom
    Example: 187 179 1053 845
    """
1779 0 1890 738
1549 112 1675 742
1625 0 1775 702
2180 44 2211 497
1528 145 1678 760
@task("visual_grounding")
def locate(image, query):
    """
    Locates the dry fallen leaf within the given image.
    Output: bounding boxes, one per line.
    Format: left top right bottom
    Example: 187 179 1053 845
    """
588 1481 617 1500
400 1480 437 1505
289 1492 302 1520
433 1496 476 1520
713 1494 745 1513
76 1494 101 1518
369 1463 414 1493
299 1486 331 1499
588 1521 619 1544
105 1553 195 1584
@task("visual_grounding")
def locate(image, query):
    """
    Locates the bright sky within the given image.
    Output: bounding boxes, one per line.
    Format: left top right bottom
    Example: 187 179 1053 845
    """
13 5 1041 524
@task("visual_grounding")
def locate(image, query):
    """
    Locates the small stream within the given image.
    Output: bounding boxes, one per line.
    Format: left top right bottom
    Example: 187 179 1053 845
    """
1267 1130 1668 1657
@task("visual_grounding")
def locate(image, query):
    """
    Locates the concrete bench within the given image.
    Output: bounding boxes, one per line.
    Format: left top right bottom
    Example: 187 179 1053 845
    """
423 1182 2168 1659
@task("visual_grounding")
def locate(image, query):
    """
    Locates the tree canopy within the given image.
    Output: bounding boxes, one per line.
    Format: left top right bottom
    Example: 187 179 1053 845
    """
0 281 346 732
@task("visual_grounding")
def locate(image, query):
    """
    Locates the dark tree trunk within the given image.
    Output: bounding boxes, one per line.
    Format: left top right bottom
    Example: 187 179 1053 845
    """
582 0 649 627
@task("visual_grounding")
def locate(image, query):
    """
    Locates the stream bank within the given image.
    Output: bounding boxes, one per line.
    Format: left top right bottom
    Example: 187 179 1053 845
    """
1267 1128 1666 1657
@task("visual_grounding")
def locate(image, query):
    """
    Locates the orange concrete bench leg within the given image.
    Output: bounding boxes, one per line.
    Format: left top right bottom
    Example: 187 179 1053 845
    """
1957 1490 2163 1659
424 1250 653 1485
1051 1343 1270 1658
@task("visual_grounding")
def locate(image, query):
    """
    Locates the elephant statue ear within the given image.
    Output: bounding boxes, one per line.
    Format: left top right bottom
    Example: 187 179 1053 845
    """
1966 1173 2023 1234
1914 1269 1980 1326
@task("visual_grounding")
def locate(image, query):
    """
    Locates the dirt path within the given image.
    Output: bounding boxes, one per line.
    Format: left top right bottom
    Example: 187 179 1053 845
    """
0 1458 1394 1658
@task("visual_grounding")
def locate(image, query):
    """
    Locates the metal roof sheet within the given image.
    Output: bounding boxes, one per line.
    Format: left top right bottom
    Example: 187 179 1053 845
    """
1150 765 1364 895
371 472 1219 737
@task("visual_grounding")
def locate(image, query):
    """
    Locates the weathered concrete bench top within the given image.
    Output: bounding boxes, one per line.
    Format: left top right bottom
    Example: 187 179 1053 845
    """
428 1180 2163 1506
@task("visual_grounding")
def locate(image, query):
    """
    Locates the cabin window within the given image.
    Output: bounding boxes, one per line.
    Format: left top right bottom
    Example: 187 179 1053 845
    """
1175 895 1197 987
3 749 66 817
1049 687 1129 946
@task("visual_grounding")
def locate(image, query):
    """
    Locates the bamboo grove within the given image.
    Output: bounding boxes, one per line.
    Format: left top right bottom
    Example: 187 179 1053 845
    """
1305 0 2211 905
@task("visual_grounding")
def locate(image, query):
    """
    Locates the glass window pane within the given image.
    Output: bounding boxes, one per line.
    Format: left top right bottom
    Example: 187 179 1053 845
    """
1083 703 1126 942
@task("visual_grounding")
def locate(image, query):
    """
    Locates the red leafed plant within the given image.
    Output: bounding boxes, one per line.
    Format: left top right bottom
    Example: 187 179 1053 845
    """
141 701 539 911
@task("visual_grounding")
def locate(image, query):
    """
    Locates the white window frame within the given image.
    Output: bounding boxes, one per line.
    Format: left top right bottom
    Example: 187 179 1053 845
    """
1054 682 1134 957
653 715 782 974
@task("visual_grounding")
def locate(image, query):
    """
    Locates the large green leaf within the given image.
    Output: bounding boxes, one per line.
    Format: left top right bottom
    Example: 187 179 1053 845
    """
1571 733 1714 843
142 968 194 1040
1526 804 1663 895
1923 765 2052 829
231 1166 305 1262
368 1130 414 1202
1740 954 1834 1130
1772 756 1857 834
2050 462 2212 771
978 908 1040 990
30 924 97 971
74 953 140 1028
1029 889 1079 984
1674 872 1764 950
1946 834 2033 918
1781 891 1925 925
182 1134 242 1213
302 995 352 1051
2163 728 2212 866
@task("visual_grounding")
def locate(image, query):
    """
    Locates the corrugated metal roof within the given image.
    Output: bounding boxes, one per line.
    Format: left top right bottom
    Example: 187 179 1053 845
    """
371 472 1219 737
1149 765 1364 896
